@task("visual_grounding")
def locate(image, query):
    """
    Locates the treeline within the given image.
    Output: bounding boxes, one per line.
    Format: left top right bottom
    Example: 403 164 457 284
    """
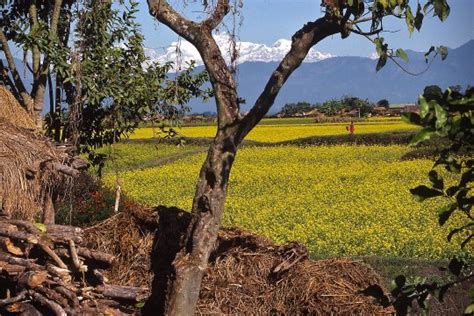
277 97 390 117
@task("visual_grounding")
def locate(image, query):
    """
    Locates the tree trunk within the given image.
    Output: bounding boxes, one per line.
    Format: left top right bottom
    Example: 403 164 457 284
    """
164 127 238 314
32 83 46 130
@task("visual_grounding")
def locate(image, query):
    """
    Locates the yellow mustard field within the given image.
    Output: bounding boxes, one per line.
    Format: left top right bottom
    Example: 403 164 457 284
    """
131 121 418 142
104 145 466 259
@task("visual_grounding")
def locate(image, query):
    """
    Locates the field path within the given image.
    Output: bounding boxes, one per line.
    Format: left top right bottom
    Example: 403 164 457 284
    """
119 147 207 171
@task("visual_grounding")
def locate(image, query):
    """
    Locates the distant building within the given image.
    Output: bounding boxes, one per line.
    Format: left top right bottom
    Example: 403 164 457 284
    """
303 108 324 117
387 104 418 116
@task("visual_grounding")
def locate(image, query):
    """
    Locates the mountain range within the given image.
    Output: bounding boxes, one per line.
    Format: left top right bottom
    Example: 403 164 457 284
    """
184 39 473 113
5 38 473 114
144 33 334 67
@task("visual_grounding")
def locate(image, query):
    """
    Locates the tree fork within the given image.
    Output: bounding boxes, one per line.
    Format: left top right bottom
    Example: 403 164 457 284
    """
148 0 342 314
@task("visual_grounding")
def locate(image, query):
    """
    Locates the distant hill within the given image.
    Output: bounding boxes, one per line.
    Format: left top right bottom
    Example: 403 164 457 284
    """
189 40 474 113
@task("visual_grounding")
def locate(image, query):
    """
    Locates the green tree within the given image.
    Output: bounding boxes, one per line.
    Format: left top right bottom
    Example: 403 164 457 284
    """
279 101 314 116
0 0 74 129
318 98 345 116
146 0 452 313
404 85 473 248
59 0 210 161
341 96 374 117
364 85 473 315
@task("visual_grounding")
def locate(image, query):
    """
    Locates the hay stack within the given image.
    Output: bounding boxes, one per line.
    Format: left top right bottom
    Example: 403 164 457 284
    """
0 86 87 222
0 118 63 220
85 207 394 315
0 85 35 130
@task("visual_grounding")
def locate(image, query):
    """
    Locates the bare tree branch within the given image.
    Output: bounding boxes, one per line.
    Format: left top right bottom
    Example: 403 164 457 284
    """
0 30 27 94
237 17 341 142
148 0 239 127
202 0 230 30
0 60 20 99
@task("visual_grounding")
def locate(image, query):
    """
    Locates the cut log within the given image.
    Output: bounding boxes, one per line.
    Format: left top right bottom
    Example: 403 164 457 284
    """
96 284 149 302
6 302 42 315
17 271 49 289
3 220 42 235
36 241 67 269
0 261 25 275
28 291 67 316
0 218 147 314
53 286 80 307
56 247 114 266
0 229 38 244
0 237 23 256
0 253 42 270
35 286 69 308
0 290 27 306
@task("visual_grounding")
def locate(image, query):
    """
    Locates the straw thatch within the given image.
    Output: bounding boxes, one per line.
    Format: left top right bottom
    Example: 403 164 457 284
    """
0 86 87 222
85 207 395 315
0 85 35 130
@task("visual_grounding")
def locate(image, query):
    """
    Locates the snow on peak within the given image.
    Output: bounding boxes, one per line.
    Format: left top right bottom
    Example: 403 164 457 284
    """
145 33 334 69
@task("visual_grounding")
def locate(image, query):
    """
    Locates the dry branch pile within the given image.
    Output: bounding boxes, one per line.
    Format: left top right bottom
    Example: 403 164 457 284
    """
0 85 87 222
0 217 147 315
86 207 395 315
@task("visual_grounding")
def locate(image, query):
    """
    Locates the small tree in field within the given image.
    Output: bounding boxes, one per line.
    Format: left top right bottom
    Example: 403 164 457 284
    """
146 0 451 313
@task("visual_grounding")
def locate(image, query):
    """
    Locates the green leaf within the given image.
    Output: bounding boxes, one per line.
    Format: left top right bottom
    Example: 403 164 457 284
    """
438 203 456 226
448 257 464 277
410 185 443 202
418 96 430 119
434 103 448 129
401 112 421 125
428 170 444 190
465 303 474 315
135 301 145 308
34 223 47 233
433 0 450 21
424 46 435 62
409 127 435 145
396 48 409 62
438 46 448 60
414 4 424 31
376 54 387 72
405 6 414 34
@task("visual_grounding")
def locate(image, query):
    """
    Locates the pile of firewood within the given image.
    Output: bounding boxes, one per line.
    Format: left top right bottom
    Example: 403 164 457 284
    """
0 218 148 315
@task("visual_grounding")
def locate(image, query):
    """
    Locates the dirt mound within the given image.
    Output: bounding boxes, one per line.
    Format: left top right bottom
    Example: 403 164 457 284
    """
0 85 35 129
85 207 394 315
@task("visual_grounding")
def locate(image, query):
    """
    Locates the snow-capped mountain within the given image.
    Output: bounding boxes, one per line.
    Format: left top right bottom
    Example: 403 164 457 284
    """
144 33 334 69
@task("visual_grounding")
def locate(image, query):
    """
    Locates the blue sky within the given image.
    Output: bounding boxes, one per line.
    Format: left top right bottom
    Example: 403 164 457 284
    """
136 0 474 57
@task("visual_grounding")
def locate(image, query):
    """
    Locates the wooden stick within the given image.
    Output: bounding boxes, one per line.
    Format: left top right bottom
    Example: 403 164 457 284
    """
0 229 38 244
0 237 23 256
55 248 115 265
68 240 81 269
0 253 41 270
0 290 26 306
37 241 67 269
53 286 80 307
96 284 148 302
3 220 41 234
28 291 67 316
